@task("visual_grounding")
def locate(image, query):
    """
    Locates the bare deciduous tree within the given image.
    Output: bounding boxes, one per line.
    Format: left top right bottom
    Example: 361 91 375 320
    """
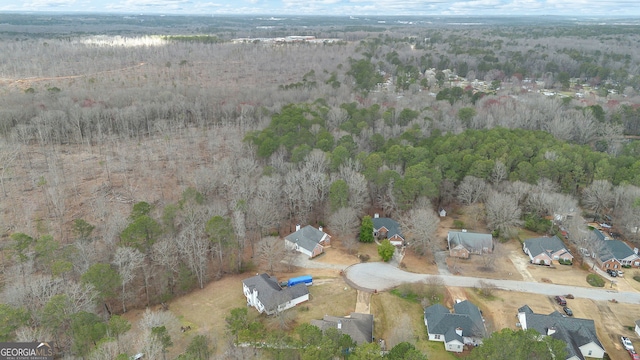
582 180 614 218
457 176 488 205
490 160 507 186
485 191 522 239
401 207 440 256
466 203 485 230
256 236 286 273
113 246 144 312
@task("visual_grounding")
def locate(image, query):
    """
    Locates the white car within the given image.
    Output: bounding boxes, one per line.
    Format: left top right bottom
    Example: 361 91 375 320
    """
622 336 634 352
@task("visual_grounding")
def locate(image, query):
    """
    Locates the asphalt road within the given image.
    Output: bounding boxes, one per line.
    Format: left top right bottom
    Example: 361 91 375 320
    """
344 262 640 304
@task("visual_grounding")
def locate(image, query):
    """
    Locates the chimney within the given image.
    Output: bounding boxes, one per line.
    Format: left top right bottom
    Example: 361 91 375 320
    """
374 213 379 218
337 320 342 329
319 226 323 233
455 327 463 336
547 327 556 336
296 224 301 232
635 247 638 255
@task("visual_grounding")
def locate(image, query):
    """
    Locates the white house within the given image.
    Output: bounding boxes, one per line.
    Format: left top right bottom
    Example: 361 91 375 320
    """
242 273 309 315
517 305 605 360
424 300 486 352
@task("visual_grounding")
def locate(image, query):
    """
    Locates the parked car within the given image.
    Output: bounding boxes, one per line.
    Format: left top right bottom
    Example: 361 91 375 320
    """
622 336 635 352
607 269 618 277
629 349 640 360
563 306 573 316
618 270 624 277
555 296 567 306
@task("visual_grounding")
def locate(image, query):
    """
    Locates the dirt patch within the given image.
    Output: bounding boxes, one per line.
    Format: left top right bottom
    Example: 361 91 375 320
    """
445 241 523 281
445 287 468 305
400 249 439 274
354 290 371 314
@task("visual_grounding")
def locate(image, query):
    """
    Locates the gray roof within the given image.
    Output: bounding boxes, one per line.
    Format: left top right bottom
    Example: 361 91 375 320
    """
597 239 636 262
242 273 309 313
523 236 570 257
372 217 403 240
285 225 327 253
593 229 608 242
520 306 603 360
448 231 493 251
518 305 533 314
310 312 374 345
424 300 486 339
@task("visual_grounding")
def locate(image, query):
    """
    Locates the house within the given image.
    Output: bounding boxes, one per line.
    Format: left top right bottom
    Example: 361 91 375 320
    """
284 224 331 258
635 319 640 338
372 214 404 246
310 312 374 345
447 231 493 259
424 300 487 352
595 239 640 270
439 208 447 217
242 273 309 315
592 228 611 241
517 305 605 360
523 236 573 265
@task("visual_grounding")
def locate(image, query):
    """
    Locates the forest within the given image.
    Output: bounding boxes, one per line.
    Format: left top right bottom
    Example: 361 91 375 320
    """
1 13 640 359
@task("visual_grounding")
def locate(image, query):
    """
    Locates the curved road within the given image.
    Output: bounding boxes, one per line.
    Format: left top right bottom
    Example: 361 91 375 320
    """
344 262 640 304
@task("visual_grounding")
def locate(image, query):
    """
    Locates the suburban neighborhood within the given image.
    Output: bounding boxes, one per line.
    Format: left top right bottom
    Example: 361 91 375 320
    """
228 207 640 359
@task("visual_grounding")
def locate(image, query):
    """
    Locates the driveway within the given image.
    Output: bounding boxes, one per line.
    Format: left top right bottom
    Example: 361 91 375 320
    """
344 262 640 304
433 250 452 275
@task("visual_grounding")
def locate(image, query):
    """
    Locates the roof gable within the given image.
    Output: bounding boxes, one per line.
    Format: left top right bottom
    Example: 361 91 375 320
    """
285 225 328 252
372 217 403 239
602 240 637 260
520 305 603 360
524 236 569 257
243 273 309 312
425 301 486 339
310 312 374 345
448 231 493 250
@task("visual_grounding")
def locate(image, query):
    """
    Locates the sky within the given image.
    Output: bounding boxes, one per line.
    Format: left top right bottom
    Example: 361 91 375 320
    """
2 0 639 17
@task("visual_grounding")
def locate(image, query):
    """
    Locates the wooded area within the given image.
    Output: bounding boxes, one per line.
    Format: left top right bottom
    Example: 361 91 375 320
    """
1 14 640 358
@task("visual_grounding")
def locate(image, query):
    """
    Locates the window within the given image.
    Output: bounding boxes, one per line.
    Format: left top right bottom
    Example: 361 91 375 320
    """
435 335 440 340
588 350 592 356
614 264 618 269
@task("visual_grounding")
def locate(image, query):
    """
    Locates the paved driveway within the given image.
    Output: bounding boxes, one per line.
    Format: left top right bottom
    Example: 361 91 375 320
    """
344 262 640 304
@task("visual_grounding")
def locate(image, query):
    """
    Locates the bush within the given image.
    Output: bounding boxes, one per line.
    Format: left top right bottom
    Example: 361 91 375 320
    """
558 258 572 265
587 274 605 287
524 214 552 233
359 254 370 263
378 239 395 262
453 220 465 229
477 280 497 298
